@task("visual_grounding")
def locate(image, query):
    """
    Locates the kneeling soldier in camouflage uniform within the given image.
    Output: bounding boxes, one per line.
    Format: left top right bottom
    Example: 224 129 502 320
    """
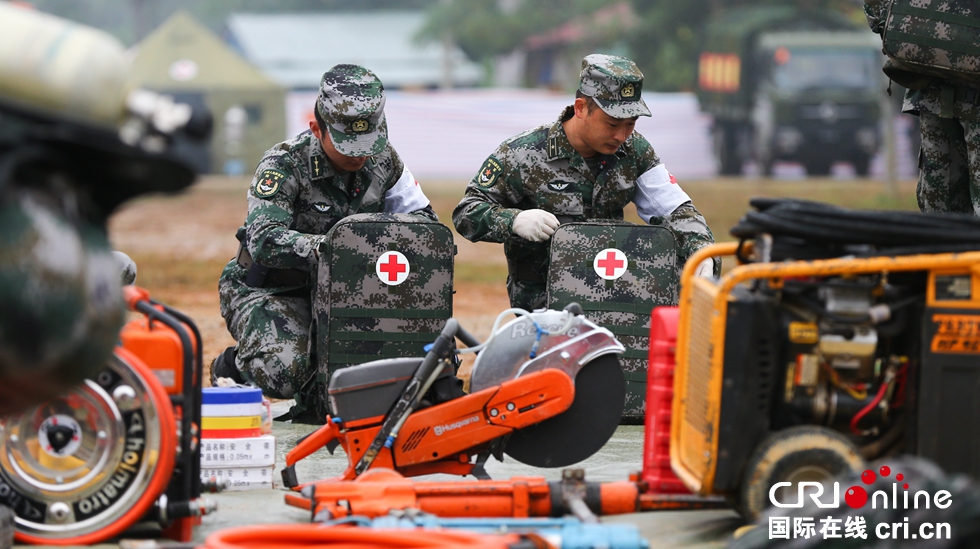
216 65 437 410
453 54 718 310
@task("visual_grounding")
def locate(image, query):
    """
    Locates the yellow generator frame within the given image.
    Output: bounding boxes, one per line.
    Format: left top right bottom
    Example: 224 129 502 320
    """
669 242 980 496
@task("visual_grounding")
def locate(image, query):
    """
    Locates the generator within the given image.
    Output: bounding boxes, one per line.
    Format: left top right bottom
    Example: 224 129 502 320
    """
0 285 210 544
547 221 678 421
669 199 980 519
312 213 454 417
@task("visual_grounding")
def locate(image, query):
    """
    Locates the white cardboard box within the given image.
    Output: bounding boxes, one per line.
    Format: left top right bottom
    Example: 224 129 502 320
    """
199 435 275 467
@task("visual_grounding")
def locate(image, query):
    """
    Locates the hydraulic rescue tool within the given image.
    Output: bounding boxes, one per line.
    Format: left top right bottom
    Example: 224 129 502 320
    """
668 199 980 519
283 304 627 486
0 285 210 545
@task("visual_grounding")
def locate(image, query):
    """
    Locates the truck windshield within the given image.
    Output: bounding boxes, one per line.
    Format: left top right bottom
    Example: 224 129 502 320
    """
770 48 878 92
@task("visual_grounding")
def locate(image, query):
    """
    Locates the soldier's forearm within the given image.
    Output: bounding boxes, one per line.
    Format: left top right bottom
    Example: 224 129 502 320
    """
452 198 520 243
409 204 439 222
665 203 719 276
247 225 323 271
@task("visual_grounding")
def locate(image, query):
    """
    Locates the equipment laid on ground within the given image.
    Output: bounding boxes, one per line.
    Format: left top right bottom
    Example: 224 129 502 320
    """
318 512 648 549
669 199 980 519
286 468 640 521
0 285 211 544
547 222 678 421
283 305 625 485
201 523 522 549
698 6 882 176
641 307 689 495
200 387 276 491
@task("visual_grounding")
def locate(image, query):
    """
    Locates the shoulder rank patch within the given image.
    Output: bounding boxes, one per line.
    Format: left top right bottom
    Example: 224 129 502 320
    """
254 169 287 198
477 156 503 188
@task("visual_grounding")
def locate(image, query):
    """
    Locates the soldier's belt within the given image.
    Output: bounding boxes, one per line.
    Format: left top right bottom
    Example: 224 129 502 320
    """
237 243 308 288
506 258 546 284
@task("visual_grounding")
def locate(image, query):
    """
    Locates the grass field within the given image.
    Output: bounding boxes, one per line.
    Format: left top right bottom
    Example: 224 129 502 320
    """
108 175 919 378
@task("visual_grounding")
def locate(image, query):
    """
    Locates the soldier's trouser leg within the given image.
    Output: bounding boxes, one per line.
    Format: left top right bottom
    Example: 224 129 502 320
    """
964 119 980 215
917 112 975 214
506 277 547 311
225 293 312 400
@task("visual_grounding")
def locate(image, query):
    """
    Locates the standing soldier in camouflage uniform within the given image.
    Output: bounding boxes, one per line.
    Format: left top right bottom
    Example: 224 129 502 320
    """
865 0 980 215
453 54 718 310
215 64 437 410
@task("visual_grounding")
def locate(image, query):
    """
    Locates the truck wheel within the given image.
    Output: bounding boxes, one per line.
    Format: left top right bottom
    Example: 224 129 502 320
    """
852 156 871 177
713 124 741 176
738 426 864 521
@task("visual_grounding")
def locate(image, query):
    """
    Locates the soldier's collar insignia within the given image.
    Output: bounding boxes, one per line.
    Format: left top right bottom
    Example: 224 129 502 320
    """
351 119 369 133
310 154 328 180
254 169 286 198
547 181 572 192
621 83 635 99
312 202 331 213
548 134 559 159
547 119 574 161
477 156 503 188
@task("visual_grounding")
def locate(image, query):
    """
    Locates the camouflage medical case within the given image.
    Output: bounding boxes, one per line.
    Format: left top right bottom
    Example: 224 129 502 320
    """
546 221 678 423
881 0 980 86
313 213 454 385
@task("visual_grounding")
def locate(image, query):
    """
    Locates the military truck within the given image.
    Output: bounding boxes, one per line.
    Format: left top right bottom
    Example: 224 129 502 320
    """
697 7 883 176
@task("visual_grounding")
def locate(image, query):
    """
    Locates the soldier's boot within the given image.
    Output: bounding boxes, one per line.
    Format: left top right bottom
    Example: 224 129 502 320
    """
0 504 12 549
209 345 245 386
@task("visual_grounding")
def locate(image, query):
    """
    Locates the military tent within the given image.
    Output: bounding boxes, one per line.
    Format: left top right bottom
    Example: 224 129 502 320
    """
128 11 285 174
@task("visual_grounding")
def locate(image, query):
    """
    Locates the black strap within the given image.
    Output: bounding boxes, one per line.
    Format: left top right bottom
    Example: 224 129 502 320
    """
330 307 451 319
237 243 308 288
507 259 546 284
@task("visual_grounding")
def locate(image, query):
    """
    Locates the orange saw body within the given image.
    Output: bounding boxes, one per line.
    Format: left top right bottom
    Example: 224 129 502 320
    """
285 368 575 484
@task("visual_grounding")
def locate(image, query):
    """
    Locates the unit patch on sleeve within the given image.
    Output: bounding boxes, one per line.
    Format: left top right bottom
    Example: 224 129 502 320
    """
254 169 287 198
477 156 504 189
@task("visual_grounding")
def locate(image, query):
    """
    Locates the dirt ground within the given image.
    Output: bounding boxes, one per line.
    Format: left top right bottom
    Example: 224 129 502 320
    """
107 175 917 382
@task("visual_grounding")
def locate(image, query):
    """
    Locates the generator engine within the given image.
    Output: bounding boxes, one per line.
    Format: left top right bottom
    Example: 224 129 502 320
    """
770 275 914 443
669 198 980 520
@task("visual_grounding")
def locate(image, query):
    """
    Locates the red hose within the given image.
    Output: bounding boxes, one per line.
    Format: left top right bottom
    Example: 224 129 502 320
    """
202 524 519 549
849 370 893 436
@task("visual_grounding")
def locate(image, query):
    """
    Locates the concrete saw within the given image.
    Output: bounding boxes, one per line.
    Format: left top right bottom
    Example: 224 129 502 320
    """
282 304 626 485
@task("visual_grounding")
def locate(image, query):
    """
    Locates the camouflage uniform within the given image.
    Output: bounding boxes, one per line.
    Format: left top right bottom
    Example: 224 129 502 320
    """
865 0 980 215
453 55 717 310
218 65 436 403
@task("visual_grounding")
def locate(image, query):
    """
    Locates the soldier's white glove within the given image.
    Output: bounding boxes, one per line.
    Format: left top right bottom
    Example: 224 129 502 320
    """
512 209 560 242
694 257 715 278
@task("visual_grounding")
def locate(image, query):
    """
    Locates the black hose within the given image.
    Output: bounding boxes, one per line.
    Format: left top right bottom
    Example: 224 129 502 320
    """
732 198 980 250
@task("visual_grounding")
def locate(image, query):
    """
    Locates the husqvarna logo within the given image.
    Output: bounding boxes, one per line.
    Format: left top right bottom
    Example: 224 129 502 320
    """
433 415 480 436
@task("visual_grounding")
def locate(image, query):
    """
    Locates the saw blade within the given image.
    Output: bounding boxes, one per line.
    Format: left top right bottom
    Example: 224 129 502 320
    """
504 354 625 468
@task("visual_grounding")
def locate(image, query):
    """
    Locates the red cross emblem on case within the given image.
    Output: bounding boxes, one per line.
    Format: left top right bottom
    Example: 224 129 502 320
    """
593 248 628 280
376 251 410 285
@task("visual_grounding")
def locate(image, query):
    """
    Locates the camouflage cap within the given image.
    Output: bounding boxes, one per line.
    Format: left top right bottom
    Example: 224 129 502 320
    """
317 64 388 157
578 54 651 119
